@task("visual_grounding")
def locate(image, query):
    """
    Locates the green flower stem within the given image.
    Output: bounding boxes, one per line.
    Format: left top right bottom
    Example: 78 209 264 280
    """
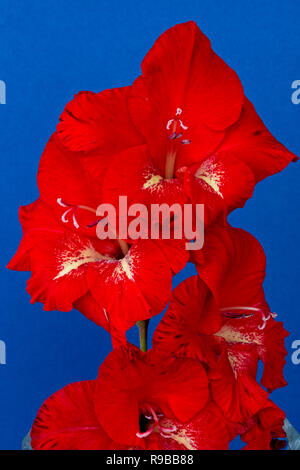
136 320 149 352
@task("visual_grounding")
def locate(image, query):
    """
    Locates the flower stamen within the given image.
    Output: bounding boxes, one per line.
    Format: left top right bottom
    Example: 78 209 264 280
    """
136 405 177 440
165 108 191 179
56 197 96 229
221 306 278 330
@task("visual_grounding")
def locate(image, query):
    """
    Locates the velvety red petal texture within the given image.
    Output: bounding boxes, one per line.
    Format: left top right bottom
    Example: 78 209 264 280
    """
31 381 114 450
153 275 221 360
54 88 144 205
209 347 269 422
88 239 174 333
129 21 244 173
154 224 288 424
95 344 209 446
217 98 298 182
27 231 92 311
13 202 113 313
8 198 184 336
215 311 288 392
145 403 229 450
38 134 101 222
7 200 115 330
240 400 286 450
153 286 273 423
154 224 269 355
9 20 293 451
193 224 268 311
154 238 189 275
74 293 113 335
56 88 141 154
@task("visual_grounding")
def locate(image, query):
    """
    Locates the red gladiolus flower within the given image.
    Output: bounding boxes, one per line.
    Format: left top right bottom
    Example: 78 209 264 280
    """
30 383 229 451
8 20 295 451
7 197 188 339
153 225 288 422
56 21 296 225
31 344 228 450
31 380 119 450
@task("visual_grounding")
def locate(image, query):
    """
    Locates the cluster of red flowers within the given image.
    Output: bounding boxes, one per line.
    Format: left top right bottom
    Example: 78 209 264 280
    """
9 22 297 450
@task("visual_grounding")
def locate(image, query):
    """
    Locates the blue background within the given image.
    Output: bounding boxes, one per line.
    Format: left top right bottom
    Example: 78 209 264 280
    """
0 0 299 450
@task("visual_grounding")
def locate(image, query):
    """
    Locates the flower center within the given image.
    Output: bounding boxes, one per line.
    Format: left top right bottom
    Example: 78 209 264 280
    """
136 405 177 439
56 197 129 257
165 108 190 180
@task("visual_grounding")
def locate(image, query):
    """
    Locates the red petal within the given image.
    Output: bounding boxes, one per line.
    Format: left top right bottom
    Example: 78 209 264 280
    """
38 135 99 207
259 319 289 391
209 347 269 422
95 344 209 446
193 224 268 310
7 200 64 273
27 230 110 312
56 88 141 153
146 402 229 450
217 312 289 392
102 144 187 209
74 292 110 332
37 135 107 238
95 345 144 446
241 399 286 450
217 98 298 182
153 356 209 423
184 154 255 225
154 238 189 275
88 239 173 333
8 200 117 323
31 381 114 450
153 275 222 361
7 200 60 271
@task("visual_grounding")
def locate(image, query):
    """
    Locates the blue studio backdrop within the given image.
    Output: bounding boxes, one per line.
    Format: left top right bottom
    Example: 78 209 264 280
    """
0 0 299 450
